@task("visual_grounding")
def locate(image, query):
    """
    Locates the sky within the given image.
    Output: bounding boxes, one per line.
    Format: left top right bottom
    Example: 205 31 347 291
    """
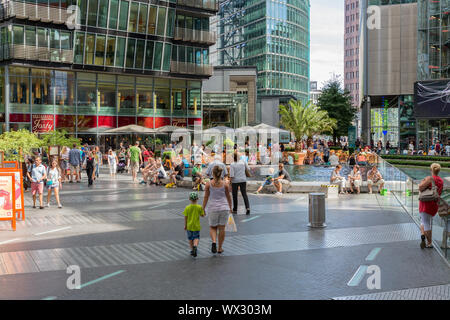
310 0 344 90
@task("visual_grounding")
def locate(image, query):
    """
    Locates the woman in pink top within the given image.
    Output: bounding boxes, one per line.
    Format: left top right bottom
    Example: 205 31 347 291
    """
418 163 444 249
202 166 233 254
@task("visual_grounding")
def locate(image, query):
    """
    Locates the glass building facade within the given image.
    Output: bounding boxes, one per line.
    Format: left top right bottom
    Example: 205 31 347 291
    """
0 0 218 144
215 0 310 101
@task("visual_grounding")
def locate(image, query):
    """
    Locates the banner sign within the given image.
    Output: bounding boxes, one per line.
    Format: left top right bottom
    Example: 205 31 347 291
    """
0 168 24 221
32 114 54 133
0 173 16 231
348 126 356 148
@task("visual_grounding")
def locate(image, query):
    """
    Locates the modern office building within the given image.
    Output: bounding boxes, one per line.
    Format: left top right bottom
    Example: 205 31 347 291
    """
309 80 321 104
344 0 359 108
360 0 418 150
202 65 257 128
0 0 218 146
414 0 450 148
214 0 310 102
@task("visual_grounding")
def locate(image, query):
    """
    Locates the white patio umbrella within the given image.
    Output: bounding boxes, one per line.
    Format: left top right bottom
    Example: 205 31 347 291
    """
104 124 157 134
252 123 290 134
156 125 193 133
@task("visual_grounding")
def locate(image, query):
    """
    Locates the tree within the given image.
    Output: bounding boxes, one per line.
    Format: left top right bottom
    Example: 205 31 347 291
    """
316 80 357 144
278 100 337 152
0 129 44 161
40 129 81 147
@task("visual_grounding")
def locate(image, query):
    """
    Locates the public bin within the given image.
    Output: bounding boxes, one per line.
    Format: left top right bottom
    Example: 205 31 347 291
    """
308 193 326 228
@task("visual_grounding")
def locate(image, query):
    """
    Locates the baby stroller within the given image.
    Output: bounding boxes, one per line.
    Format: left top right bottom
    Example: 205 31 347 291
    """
117 157 127 174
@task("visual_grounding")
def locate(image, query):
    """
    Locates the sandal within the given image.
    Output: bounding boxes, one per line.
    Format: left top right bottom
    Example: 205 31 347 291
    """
211 243 217 254
217 249 224 254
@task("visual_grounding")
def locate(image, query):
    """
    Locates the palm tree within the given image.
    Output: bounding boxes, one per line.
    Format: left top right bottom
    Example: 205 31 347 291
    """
279 100 337 152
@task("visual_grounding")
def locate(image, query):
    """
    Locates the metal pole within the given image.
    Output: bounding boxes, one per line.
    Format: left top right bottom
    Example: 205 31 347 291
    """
5 65 9 132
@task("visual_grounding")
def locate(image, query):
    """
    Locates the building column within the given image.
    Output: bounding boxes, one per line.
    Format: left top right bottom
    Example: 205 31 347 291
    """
5 65 9 132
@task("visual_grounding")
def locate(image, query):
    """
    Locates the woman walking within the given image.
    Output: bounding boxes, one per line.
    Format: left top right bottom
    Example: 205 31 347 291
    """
46 159 63 208
60 146 70 183
229 152 251 215
419 163 443 249
85 151 96 187
107 149 118 179
202 166 233 254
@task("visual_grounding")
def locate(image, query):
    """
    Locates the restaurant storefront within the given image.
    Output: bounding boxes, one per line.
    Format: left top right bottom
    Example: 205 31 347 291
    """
0 66 202 146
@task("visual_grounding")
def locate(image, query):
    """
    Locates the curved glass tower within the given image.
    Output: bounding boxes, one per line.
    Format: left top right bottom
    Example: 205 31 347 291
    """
216 0 310 102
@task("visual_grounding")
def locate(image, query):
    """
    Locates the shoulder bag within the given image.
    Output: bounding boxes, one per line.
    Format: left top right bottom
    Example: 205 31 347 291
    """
419 177 439 202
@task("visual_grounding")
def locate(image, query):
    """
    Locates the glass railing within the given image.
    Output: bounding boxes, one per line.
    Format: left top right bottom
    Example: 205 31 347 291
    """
377 155 449 261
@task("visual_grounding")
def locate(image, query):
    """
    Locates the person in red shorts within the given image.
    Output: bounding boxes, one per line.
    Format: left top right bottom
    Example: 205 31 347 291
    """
27 156 47 209
418 163 443 249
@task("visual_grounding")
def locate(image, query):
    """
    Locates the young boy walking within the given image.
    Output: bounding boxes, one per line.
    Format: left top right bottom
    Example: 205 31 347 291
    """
183 192 205 257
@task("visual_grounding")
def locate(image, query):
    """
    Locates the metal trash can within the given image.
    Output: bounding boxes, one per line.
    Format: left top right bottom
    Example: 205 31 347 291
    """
308 193 326 228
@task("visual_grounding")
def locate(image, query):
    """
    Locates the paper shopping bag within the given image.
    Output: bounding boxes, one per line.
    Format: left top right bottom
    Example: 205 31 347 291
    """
225 214 237 232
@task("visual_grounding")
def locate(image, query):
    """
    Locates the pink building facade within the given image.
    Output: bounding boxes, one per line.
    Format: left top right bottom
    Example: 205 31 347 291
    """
344 0 360 108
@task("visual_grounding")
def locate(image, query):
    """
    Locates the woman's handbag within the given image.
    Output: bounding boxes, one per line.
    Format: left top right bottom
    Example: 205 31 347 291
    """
419 177 439 202
245 167 251 178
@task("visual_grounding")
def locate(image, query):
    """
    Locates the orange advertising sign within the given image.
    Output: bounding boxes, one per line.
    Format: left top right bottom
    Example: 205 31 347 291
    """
0 173 16 231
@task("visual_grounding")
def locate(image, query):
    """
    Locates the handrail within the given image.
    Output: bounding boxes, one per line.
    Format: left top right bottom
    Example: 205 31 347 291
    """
174 27 216 44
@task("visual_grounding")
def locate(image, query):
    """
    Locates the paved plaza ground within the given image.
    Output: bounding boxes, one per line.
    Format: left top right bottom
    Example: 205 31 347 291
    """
0 169 449 300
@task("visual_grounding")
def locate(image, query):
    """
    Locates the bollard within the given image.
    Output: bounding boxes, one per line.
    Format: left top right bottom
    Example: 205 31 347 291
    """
308 193 326 228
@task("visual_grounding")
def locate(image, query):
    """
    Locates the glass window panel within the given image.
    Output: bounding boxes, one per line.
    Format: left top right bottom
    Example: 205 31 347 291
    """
87 0 98 26
118 79 135 115
74 32 84 63
98 0 109 28
144 41 154 70
25 27 35 47
137 78 153 114
115 37 126 67
50 30 60 49
84 33 95 64
147 5 157 35
95 35 106 65
153 42 163 70
186 47 193 63
166 8 175 37
31 69 52 114
163 43 171 71
105 36 116 66
125 38 136 68
135 40 145 69
138 4 148 33
98 81 116 115
154 78 170 113
156 7 166 36
37 28 48 48
10 74 30 113
128 2 138 32
78 0 87 25
77 78 97 114
109 0 119 29
60 31 70 50
118 0 129 31
53 71 75 114
13 26 24 45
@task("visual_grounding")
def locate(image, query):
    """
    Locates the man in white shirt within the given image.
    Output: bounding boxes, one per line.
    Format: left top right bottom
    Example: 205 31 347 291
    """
205 155 227 179
329 152 340 166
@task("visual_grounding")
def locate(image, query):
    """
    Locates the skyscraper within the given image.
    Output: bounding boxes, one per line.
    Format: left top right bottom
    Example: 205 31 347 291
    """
0 0 218 145
344 0 359 108
214 0 310 102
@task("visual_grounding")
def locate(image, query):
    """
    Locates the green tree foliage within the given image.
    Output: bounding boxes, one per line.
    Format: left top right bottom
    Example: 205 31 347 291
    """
316 80 357 143
278 100 337 152
40 130 81 148
0 129 44 161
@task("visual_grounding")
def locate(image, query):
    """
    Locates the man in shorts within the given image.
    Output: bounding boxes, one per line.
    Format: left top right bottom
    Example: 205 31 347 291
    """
27 156 47 209
129 141 142 182
68 144 81 183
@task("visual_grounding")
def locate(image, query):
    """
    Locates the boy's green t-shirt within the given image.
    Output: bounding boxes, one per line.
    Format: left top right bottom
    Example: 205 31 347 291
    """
192 166 202 176
183 204 204 231
129 146 140 163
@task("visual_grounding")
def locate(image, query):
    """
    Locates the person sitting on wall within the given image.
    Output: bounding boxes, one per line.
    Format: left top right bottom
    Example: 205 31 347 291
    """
367 166 385 195
346 165 362 194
